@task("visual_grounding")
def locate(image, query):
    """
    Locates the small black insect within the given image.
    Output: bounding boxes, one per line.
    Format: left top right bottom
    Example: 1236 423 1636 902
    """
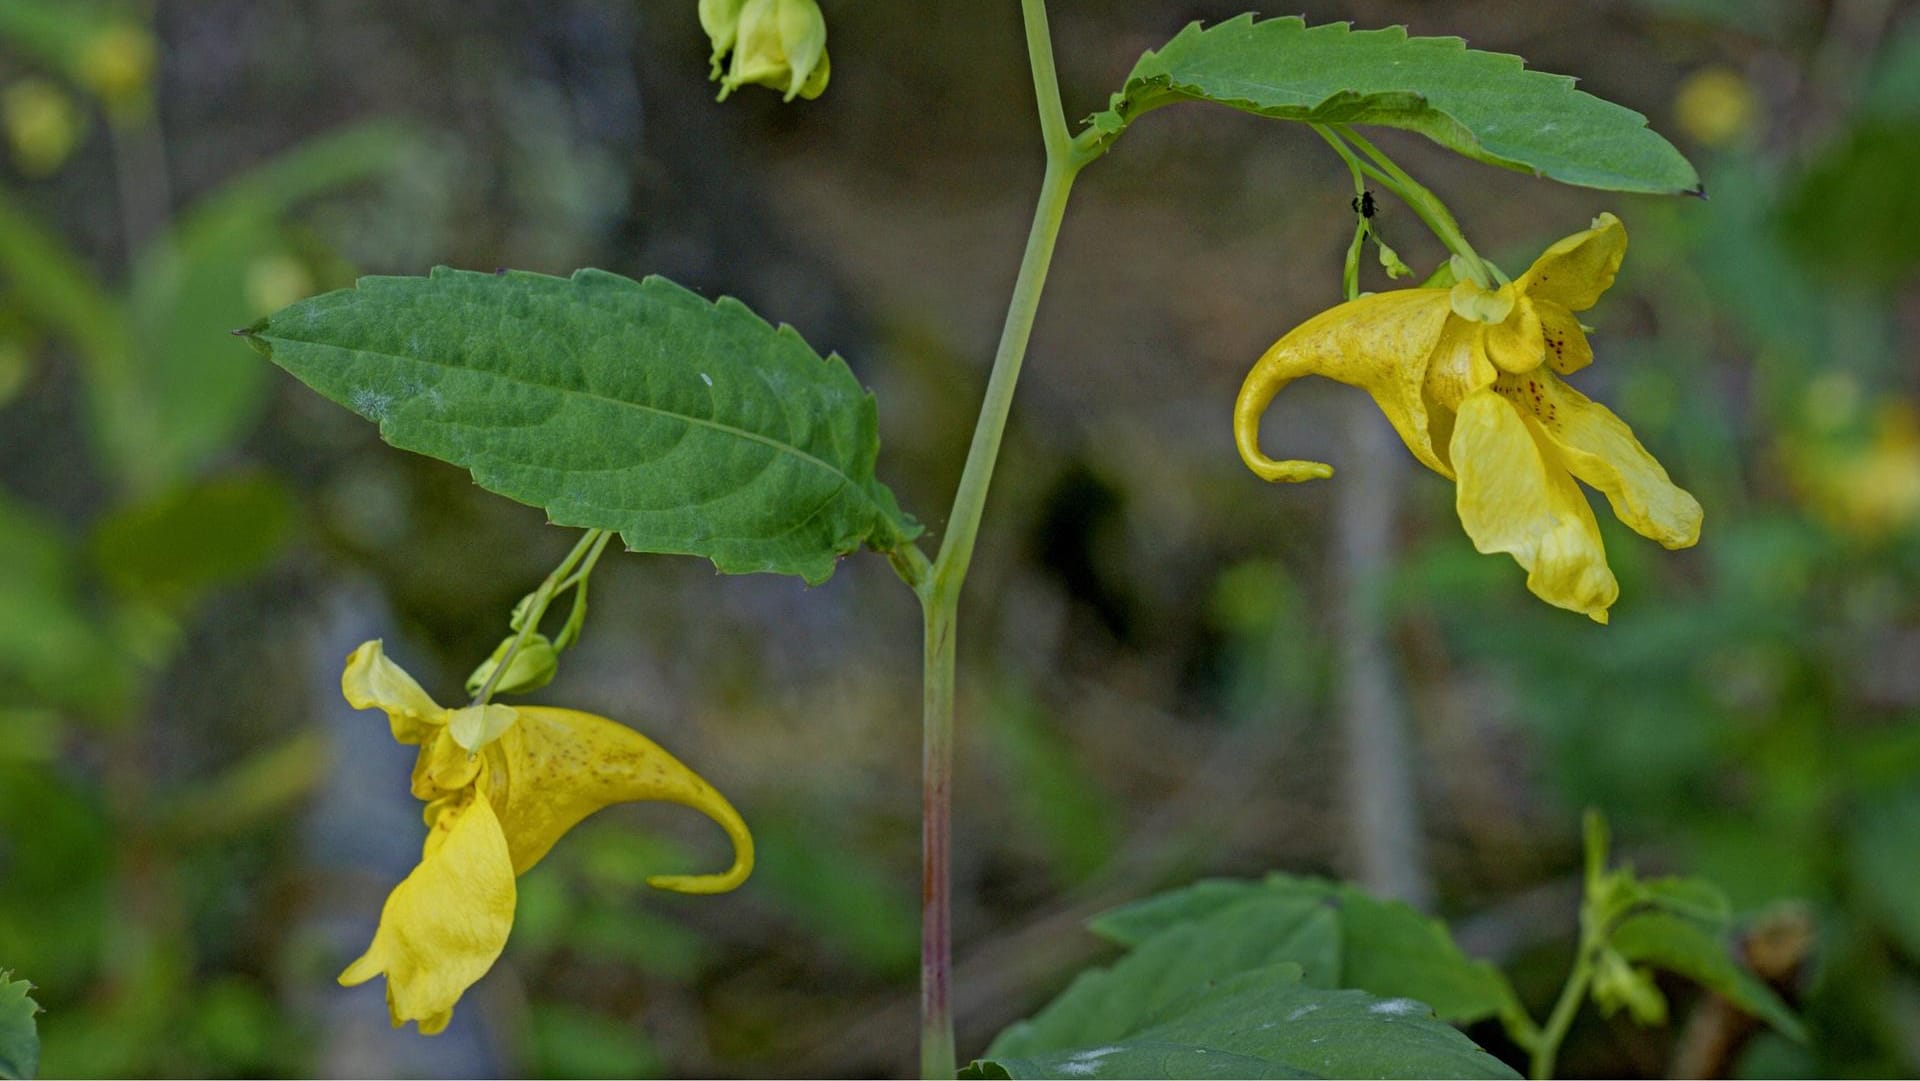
1350 190 1377 218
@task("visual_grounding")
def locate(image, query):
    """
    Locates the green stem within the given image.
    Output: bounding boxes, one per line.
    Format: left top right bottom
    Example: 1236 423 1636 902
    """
915 2 1094 1074
1312 126 1370 302
471 528 605 705
1530 921 1601 1080
1325 125 1496 288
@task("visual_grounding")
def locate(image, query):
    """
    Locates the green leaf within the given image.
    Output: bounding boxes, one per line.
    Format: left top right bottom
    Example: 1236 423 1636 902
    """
996 898 1338 1058
0 972 39 1080
986 680 1121 883
1851 789 1920 960
0 490 127 713
970 965 1519 1080
1090 875 1521 1026
249 268 920 584
112 121 415 490
1637 876 1733 925
89 472 295 608
1609 911 1806 1042
1095 16 1699 195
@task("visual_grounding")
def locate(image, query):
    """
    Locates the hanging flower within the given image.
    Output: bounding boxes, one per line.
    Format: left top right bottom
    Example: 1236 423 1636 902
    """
1234 214 1702 622
336 640 753 1033
704 0 830 102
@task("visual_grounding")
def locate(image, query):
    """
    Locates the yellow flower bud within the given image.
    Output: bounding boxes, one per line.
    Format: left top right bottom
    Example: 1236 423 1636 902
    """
464 632 560 698
700 0 748 77
1674 67 1758 148
77 23 157 116
719 0 829 103
2 80 83 177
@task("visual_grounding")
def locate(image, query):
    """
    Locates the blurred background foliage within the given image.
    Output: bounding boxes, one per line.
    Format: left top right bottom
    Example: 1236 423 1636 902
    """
0 0 1915 1076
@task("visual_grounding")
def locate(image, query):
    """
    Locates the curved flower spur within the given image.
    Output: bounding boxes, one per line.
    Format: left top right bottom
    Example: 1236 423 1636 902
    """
336 640 753 1033
1234 214 1703 622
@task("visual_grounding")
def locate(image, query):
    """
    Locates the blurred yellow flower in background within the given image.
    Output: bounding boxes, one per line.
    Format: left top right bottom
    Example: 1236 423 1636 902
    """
1786 401 1920 540
336 640 753 1033
1 79 83 176
1235 214 1702 622
1674 66 1759 148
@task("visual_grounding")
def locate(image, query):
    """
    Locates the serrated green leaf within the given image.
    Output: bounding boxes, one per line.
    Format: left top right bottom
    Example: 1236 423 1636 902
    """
970 964 1519 1080
251 268 919 584
0 973 39 1080
1609 911 1806 1042
1089 874 1521 1026
1095 16 1699 194
994 898 1337 1059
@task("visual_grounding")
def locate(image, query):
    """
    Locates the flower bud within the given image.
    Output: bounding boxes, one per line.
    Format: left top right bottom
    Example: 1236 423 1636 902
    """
465 633 559 698
77 23 156 117
2 79 83 176
1591 949 1668 1027
699 0 748 78
719 0 829 103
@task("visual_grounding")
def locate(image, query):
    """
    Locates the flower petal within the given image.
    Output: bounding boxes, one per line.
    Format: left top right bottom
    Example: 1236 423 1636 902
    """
1512 373 1703 549
342 640 445 745
1536 300 1593 375
448 704 519 753
1483 297 1546 374
338 792 516 1033
1236 288 1452 480
484 706 753 892
1451 390 1619 622
411 731 483 799
1517 213 1628 313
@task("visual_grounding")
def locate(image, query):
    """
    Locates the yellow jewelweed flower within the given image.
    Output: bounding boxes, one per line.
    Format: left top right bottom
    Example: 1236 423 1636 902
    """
717 0 830 102
1235 214 1702 622
336 640 753 1033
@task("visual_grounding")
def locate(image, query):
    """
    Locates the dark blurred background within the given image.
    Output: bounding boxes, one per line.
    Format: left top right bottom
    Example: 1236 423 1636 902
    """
1 0 1917 1076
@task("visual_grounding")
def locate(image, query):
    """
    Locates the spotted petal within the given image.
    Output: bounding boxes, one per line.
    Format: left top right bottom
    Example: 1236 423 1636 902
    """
1517 213 1627 312
1236 288 1453 480
1452 390 1619 622
1525 374 1703 549
484 706 754 892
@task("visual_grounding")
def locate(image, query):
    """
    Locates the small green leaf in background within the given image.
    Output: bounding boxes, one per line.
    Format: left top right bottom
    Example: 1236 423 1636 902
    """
0 490 126 713
0 971 39 1080
1777 119 1920 290
986 679 1121 884
1609 910 1806 1042
530 1004 665 1080
110 121 416 492
1095 16 1699 194
247 268 920 584
970 964 1518 1081
1090 874 1521 1025
89 472 295 609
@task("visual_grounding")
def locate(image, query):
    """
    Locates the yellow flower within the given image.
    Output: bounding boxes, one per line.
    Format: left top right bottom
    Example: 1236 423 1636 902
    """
336 640 753 1033
717 0 830 102
1234 214 1702 622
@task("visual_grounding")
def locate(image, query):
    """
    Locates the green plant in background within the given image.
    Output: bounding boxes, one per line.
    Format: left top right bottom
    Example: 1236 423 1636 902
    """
228 2 1824 1078
0 1 415 1074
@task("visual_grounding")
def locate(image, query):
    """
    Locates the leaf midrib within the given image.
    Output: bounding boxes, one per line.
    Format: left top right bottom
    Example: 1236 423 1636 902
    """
270 332 881 518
